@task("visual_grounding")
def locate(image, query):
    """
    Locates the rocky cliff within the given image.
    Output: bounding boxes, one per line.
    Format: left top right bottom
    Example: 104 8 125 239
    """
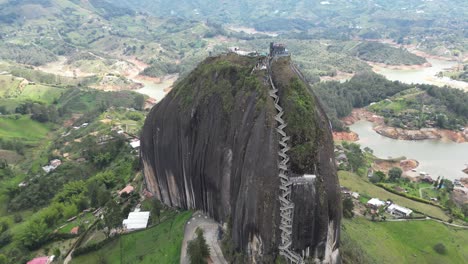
141 54 341 263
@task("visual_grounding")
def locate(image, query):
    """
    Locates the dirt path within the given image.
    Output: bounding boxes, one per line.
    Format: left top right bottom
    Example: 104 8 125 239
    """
180 211 227 264
386 217 468 229
419 186 433 198
64 250 73 264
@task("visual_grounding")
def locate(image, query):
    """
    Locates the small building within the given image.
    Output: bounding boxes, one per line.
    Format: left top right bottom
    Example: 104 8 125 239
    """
340 186 351 194
70 226 80 235
367 198 385 209
130 140 140 149
27 256 54 264
229 47 258 56
118 185 135 196
351 192 360 199
336 153 348 163
50 159 62 167
42 159 62 173
122 210 150 231
270 42 288 57
387 204 412 217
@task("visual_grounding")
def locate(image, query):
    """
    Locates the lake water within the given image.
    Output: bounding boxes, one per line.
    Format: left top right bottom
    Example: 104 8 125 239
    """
350 120 468 181
373 58 468 91
134 75 178 101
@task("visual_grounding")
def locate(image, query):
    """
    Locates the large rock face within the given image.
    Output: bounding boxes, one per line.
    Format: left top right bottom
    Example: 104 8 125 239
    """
141 54 341 263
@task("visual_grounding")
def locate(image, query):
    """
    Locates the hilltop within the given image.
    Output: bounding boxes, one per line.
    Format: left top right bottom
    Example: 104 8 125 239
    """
141 53 341 263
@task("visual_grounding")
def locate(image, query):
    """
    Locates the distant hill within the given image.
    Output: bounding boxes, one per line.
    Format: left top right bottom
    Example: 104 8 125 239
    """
348 42 427 65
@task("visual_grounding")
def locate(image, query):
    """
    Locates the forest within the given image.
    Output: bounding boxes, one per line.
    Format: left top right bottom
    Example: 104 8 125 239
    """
313 73 468 130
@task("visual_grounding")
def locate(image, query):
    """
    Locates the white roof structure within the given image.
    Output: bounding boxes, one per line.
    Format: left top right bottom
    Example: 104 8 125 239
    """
387 204 413 216
130 140 140 149
123 211 150 230
367 198 385 207
303 174 316 179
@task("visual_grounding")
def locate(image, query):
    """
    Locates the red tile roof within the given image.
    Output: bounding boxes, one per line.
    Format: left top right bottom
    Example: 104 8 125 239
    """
70 226 80 235
119 185 134 196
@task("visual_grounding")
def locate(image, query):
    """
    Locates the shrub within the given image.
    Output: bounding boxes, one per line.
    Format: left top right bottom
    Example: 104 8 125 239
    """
433 243 447 255
343 197 354 219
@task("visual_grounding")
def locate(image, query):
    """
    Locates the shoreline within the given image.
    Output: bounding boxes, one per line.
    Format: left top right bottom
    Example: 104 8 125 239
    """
339 108 468 143
367 60 432 71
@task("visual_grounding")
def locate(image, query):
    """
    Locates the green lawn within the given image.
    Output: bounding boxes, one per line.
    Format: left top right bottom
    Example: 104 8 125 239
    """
0 75 21 97
58 212 96 234
343 217 468 264
20 84 64 104
71 211 192 264
339 171 449 220
0 116 51 143
383 181 433 198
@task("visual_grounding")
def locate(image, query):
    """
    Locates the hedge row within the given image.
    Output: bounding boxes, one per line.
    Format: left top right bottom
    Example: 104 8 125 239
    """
72 236 118 257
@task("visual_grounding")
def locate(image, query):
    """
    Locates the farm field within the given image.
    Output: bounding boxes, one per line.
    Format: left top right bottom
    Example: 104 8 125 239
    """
343 217 468 264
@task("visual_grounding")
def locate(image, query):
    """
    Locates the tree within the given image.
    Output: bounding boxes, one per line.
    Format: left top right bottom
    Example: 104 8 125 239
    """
388 167 402 182
442 179 454 192
187 228 210 264
103 200 122 237
17 219 49 249
346 143 365 173
133 94 145 110
148 198 162 223
0 254 6 264
53 248 61 258
342 197 354 218
433 243 447 255
97 188 111 207
370 171 386 183
461 203 468 219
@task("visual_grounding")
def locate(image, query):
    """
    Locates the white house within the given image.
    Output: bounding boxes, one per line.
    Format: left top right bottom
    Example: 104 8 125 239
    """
367 198 385 208
387 204 412 217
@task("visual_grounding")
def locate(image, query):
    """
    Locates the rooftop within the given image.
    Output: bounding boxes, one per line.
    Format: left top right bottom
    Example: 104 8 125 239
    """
130 140 140 149
27 256 53 264
70 226 80 235
367 198 385 207
123 211 150 230
388 204 413 215
119 185 135 196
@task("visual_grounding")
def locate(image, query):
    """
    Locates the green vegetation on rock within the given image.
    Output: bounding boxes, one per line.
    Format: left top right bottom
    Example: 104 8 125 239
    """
174 54 267 112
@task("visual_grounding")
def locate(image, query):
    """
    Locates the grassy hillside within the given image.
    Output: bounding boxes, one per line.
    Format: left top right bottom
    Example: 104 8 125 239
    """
343 217 468 264
0 116 51 144
338 171 449 221
71 211 192 264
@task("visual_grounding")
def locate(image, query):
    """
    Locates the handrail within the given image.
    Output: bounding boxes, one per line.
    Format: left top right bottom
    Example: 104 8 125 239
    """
266 56 304 264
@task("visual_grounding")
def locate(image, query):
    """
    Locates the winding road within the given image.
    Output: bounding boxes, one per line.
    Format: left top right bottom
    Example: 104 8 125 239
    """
180 211 227 264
